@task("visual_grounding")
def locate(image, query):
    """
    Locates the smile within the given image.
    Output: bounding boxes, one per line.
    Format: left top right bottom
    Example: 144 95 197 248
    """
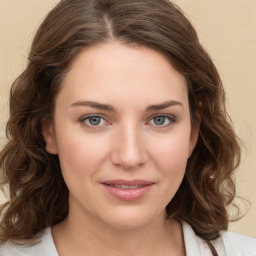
105 184 145 189
101 180 154 201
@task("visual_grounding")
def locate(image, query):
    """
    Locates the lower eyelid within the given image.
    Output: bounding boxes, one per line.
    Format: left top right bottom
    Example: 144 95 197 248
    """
80 115 114 130
148 115 176 125
168 116 176 123
80 115 103 123
78 114 176 127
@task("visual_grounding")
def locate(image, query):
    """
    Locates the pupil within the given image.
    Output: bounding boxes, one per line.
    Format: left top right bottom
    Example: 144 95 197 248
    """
154 116 165 125
89 117 101 125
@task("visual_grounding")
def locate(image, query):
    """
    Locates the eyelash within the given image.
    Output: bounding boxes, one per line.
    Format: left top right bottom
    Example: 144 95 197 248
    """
147 114 176 127
79 114 110 129
79 114 176 129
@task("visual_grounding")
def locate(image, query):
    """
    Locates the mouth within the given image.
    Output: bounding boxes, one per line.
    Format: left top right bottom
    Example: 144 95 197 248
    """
102 179 154 188
101 180 154 201
104 184 147 189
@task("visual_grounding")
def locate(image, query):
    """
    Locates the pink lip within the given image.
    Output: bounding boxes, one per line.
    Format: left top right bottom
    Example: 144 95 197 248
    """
101 179 154 201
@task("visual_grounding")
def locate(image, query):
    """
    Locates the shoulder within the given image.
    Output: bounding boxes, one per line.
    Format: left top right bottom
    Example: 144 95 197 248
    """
182 221 256 255
221 231 256 255
0 227 59 256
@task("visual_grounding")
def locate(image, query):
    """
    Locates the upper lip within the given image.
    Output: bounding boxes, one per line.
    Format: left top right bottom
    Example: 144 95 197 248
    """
101 179 154 186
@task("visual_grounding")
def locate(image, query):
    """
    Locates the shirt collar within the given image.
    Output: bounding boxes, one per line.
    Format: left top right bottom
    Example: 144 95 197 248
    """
182 222 202 255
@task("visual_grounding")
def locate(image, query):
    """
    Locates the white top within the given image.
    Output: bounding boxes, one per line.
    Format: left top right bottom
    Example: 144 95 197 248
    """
1 222 256 255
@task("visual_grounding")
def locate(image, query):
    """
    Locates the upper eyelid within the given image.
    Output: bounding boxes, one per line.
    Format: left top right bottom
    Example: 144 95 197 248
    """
78 113 176 123
79 115 110 129
150 113 174 117
146 114 176 125
80 113 107 120
79 114 109 125
148 113 176 120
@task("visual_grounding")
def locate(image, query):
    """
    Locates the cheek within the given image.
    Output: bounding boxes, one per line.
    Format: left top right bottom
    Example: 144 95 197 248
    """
55 128 110 180
55 135 111 200
149 131 191 171
148 128 191 196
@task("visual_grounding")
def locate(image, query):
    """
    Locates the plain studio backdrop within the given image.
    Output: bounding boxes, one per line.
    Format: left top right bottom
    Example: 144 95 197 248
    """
0 0 255 238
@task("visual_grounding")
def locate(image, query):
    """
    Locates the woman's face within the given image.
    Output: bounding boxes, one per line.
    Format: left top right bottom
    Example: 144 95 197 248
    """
43 42 199 230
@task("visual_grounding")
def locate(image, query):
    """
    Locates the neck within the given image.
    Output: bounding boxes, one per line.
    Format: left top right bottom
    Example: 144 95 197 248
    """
52 203 185 256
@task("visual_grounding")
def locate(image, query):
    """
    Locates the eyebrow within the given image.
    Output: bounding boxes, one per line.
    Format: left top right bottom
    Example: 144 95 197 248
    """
145 100 183 111
70 100 183 111
70 100 115 111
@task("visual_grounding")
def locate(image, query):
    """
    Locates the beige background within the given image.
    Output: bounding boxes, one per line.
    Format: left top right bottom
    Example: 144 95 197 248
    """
0 0 255 238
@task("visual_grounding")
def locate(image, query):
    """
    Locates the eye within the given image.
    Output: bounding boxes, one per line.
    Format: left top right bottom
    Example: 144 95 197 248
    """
80 115 108 127
148 114 176 127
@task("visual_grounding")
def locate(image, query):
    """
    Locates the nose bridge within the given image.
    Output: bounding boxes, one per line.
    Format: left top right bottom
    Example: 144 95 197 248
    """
111 122 147 169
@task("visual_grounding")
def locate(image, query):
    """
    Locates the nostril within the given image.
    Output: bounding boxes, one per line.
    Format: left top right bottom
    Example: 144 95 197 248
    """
110 128 148 169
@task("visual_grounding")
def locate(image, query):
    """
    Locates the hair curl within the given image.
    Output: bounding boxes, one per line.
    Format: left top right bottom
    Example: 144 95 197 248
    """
0 0 241 243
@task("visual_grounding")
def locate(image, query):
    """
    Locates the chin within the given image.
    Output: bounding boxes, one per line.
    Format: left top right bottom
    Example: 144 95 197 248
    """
101 207 165 230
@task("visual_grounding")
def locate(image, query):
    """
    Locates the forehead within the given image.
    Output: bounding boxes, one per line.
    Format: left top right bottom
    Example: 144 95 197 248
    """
57 41 188 109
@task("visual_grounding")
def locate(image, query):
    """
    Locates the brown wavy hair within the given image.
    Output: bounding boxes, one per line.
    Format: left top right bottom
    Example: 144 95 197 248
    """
0 0 241 243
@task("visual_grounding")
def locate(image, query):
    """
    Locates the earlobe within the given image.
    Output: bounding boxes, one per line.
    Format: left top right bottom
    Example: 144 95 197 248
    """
189 112 201 157
41 118 58 155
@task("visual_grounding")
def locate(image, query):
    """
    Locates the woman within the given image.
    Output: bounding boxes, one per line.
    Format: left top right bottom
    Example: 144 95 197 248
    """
0 0 255 255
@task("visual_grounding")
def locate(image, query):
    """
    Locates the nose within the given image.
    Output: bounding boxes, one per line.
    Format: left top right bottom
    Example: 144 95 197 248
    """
110 124 148 170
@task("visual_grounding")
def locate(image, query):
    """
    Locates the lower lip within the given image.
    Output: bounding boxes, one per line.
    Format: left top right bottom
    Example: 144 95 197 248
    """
102 184 153 201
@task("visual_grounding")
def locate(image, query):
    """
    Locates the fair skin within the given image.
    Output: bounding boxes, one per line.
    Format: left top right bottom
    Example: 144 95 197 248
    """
42 41 199 256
